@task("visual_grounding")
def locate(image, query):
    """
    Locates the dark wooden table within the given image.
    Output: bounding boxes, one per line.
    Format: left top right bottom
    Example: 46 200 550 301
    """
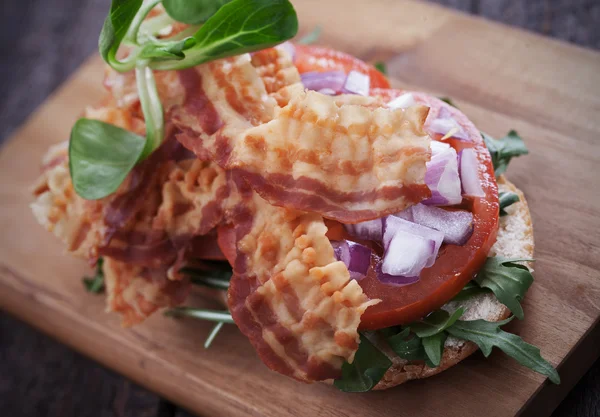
1 1 598 416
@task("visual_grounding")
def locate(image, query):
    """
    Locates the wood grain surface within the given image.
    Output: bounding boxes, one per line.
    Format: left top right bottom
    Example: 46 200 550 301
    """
1 1 599 417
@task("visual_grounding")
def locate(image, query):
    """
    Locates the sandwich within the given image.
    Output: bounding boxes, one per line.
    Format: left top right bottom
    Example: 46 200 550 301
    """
30 0 559 391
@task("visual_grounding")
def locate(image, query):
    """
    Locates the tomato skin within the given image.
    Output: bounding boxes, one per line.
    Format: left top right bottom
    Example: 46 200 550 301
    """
293 44 391 89
358 89 499 330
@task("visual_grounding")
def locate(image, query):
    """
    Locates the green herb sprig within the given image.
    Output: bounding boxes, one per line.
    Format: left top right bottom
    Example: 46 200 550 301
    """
83 258 106 293
499 191 520 216
483 130 529 177
70 0 298 200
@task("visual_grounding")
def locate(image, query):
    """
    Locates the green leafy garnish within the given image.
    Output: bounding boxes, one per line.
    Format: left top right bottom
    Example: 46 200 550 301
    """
439 96 458 108
69 119 146 200
99 0 144 72
334 333 392 392
446 318 560 384
483 130 529 177
410 308 464 338
374 61 387 75
297 25 322 45
83 258 105 293
387 309 464 367
163 0 232 25
499 191 520 216
474 257 534 320
151 0 299 70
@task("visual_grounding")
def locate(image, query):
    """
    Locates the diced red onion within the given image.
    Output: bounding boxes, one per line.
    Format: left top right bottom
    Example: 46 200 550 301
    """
459 148 485 197
318 88 337 96
382 216 444 268
387 93 416 110
332 240 372 281
410 204 474 245
429 107 469 141
342 70 370 96
424 141 462 206
344 219 383 241
382 231 437 277
376 263 420 287
301 71 347 93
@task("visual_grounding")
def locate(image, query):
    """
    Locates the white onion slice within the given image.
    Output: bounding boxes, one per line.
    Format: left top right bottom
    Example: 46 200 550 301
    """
332 240 371 281
301 71 347 93
429 107 469 141
411 204 474 245
387 93 415 110
424 142 462 206
460 148 485 197
382 216 444 268
342 70 370 96
344 219 383 241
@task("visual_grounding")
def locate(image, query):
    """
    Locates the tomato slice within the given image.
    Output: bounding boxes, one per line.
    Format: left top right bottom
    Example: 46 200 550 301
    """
293 44 391 89
357 89 499 330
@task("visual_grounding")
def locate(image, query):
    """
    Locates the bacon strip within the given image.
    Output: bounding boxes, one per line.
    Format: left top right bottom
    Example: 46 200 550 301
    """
227 191 378 381
172 50 432 222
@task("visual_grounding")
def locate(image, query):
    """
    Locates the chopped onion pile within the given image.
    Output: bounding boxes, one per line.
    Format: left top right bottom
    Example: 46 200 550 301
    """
344 219 383 241
429 107 469 141
424 141 462 206
459 148 485 197
332 240 372 281
301 70 371 96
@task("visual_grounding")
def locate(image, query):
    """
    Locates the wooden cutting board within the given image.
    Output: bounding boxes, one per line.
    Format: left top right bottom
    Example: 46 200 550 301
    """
1 1 599 416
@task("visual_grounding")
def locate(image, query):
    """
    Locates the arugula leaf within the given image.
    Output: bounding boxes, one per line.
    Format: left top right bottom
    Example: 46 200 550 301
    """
446 318 560 384
452 281 489 301
374 61 387 75
439 97 458 108
298 25 322 45
386 328 437 367
475 258 534 320
69 119 145 200
334 333 392 392
499 191 520 216
99 0 144 71
138 38 197 61
163 0 232 25
422 332 447 367
483 130 529 177
152 0 298 70
410 308 465 338
83 258 105 293
183 267 232 290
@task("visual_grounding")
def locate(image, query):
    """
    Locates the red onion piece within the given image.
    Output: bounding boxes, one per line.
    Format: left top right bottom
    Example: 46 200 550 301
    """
382 231 437 277
342 70 370 96
386 93 416 110
376 263 420 287
411 204 474 245
382 216 444 268
301 71 347 93
424 142 462 206
429 107 469 141
459 148 485 197
332 240 372 281
344 219 383 241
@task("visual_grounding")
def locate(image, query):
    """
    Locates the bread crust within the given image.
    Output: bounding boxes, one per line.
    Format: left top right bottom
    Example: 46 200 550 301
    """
373 175 533 389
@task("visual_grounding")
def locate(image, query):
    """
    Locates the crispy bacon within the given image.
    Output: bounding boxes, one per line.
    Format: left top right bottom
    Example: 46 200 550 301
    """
103 257 191 327
172 50 432 223
227 191 378 381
